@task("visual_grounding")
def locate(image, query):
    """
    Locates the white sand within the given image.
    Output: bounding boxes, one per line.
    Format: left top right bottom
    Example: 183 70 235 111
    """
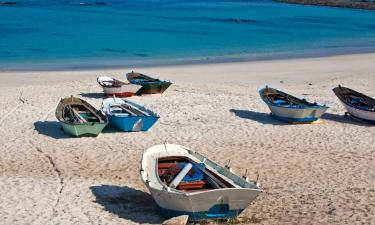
0 53 374 225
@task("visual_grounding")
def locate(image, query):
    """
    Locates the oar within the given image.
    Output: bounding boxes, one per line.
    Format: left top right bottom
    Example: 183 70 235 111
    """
188 160 228 189
118 105 137 116
66 105 86 124
123 103 150 116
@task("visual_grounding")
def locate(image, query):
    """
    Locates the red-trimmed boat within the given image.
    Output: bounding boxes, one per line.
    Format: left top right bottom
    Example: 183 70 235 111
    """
97 76 142 97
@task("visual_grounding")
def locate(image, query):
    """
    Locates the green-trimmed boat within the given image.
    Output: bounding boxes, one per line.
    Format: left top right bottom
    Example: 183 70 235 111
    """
126 71 172 95
56 96 108 137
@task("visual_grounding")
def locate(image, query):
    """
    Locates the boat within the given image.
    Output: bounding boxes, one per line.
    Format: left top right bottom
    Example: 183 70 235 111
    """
126 71 172 94
55 96 108 137
140 144 261 221
101 97 159 132
259 86 328 123
333 85 375 124
97 76 142 97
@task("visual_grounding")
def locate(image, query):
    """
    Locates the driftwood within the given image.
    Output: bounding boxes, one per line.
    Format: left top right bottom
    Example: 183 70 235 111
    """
18 90 26 104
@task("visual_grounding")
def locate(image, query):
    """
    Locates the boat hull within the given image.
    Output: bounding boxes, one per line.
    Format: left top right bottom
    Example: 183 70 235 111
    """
108 115 159 132
105 92 135 97
60 122 107 137
135 82 172 95
267 105 328 122
101 84 141 97
149 187 259 221
342 104 375 124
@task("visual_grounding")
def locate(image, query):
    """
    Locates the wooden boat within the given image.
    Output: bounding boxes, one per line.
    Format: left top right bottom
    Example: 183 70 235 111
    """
55 96 108 137
259 86 328 123
101 97 159 132
126 71 172 94
97 76 142 97
140 144 261 221
333 85 375 124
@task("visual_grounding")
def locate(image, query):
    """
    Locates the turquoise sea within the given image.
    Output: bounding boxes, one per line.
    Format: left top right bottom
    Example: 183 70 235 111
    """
1 0 375 70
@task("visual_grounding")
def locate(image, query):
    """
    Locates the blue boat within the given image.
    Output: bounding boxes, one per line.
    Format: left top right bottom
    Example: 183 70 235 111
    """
259 86 328 123
101 97 159 132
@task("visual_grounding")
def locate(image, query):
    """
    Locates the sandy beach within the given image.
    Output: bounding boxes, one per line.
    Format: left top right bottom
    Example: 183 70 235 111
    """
0 53 374 225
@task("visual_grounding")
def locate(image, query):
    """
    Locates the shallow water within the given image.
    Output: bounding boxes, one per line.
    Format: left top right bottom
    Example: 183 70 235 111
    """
0 0 375 70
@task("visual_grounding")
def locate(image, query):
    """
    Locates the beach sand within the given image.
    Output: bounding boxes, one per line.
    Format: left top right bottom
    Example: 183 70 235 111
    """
0 53 374 225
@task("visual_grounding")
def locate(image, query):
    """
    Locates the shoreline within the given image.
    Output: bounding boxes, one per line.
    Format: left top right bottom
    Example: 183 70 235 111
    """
1 46 375 72
1 52 375 88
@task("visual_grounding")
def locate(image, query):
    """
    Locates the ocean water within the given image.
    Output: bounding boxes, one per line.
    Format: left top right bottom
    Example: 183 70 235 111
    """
0 0 375 70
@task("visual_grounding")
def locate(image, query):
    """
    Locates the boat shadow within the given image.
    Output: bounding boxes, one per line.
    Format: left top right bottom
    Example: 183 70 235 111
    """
33 121 71 139
90 185 162 224
102 125 119 133
79 92 105 99
230 109 288 125
321 112 373 126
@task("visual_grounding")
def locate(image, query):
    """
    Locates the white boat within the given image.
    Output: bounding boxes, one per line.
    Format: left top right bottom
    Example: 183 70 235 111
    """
333 85 375 124
97 76 142 97
140 144 261 221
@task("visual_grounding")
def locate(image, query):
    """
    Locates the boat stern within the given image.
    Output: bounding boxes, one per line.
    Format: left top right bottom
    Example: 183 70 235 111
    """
152 188 261 221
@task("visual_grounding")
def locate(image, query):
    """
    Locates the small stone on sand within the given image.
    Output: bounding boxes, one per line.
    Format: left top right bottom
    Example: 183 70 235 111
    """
162 215 189 225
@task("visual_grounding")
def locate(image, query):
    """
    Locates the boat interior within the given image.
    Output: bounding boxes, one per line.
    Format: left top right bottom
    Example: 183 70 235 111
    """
110 104 150 116
157 156 234 192
128 72 159 83
334 86 375 111
98 78 125 87
263 88 317 106
344 93 375 111
62 103 103 123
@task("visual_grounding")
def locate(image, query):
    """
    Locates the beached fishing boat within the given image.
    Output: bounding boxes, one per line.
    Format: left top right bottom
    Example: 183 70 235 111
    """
55 96 108 137
101 97 159 132
333 85 375 124
126 71 172 94
140 144 261 221
259 86 328 123
97 76 142 97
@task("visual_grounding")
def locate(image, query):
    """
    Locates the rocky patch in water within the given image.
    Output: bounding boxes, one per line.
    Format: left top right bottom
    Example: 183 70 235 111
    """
275 0 375 10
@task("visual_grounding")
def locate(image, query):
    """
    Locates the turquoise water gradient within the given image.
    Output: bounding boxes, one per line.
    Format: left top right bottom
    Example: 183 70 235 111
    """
0 0 375 70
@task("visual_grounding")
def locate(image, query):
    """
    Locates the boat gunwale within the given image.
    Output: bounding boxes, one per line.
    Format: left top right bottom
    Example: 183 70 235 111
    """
97 76 128 88
150 160 261 197
150 184 261 197
126 71 171 84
